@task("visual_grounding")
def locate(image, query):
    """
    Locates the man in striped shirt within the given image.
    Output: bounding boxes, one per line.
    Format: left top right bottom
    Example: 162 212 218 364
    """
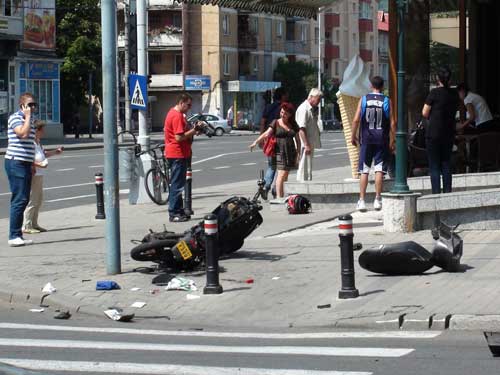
4 92 37 247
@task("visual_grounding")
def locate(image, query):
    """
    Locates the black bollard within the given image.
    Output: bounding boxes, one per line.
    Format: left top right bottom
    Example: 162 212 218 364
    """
94 173 105 220
338 215 359 299
203 214 223 295
184 158 193 216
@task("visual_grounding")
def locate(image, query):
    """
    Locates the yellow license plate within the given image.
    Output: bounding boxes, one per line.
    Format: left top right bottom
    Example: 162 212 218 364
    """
176 240 193 260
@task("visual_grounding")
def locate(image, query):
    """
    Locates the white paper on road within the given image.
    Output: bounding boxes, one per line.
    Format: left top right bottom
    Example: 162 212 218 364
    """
42 282 57 294
28 309 44 313
131 302 147 308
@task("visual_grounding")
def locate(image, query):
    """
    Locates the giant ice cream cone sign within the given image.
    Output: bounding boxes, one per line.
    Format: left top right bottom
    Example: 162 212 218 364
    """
337 56 371 179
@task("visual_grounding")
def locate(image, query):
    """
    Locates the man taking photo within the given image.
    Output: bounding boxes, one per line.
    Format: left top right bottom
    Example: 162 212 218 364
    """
164 93 201 222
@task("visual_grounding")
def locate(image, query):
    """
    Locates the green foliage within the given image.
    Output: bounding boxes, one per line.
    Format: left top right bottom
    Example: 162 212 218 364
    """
56 0 102 119
273 58 338 107
273 58 317 106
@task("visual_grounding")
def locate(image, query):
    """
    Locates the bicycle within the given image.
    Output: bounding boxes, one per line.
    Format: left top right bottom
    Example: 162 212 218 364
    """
142 143 170 205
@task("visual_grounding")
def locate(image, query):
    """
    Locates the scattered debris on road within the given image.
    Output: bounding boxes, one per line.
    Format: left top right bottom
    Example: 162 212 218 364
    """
42 282 57 294
96 280 121 290
104 308 134 322
166 277 197 291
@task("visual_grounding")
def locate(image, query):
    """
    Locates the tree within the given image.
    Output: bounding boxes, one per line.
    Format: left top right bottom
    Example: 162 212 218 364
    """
273 58 316 107
56 0 102 131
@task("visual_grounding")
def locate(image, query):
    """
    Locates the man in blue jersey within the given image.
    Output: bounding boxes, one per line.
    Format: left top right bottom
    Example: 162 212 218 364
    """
4 93 37 246
351 76 395 212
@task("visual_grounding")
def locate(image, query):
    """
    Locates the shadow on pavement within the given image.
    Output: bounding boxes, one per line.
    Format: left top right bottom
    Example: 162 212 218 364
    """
35 236 104 245
45 225 96 232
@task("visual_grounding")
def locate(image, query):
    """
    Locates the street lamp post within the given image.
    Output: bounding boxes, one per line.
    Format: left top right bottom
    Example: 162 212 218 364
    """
391 0 410 193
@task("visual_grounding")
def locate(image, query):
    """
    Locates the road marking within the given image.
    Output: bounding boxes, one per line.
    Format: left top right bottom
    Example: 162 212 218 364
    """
45 190 129 203
314 155 324 158
328 152 348 156
55 168 75 172
192 169 202 173
0 338 414 357
316 147 347 151
0 323 441 339
241 162 257 166
51 153 104 159
214 166 231 170
0 359 371 375
0 182 96 197
192 151 250 165
88 165 104 168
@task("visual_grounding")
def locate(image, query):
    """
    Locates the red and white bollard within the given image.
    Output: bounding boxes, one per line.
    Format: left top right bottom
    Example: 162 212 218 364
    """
95 173 105 220
338 215 358 299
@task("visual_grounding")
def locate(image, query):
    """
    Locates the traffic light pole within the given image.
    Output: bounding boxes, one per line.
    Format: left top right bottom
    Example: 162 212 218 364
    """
124 2 131 133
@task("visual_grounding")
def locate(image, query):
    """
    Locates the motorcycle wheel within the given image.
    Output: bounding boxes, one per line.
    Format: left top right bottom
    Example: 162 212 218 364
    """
130 239 179 262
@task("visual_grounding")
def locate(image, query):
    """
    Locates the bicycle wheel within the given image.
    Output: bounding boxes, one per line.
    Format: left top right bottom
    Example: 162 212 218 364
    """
145 168 169 205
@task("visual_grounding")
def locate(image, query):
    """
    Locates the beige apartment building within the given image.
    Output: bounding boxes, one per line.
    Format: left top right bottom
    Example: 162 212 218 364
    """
118 1 314 130
313 0 381 83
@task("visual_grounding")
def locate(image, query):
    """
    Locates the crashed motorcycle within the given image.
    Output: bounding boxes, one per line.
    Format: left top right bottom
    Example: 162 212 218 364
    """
130 173 265 271
359 221 463 275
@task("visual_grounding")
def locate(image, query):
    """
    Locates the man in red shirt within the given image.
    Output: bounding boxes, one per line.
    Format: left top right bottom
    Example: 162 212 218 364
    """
164 93 199 222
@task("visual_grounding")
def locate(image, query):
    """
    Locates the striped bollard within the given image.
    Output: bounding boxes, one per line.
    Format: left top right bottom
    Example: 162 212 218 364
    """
338 215 359 299
94 173 105 220
203 214 223 295
184 160 193 216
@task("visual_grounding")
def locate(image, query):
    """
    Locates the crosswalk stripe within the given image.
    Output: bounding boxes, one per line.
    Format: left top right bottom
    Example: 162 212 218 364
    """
241 162 257 166
0 359 372 375
0 323 441 339
214 166 231 169
0 338 414 357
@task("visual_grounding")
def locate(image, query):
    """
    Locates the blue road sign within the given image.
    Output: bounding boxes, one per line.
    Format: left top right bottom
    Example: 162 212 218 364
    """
185 75 211 91
129 74 148 110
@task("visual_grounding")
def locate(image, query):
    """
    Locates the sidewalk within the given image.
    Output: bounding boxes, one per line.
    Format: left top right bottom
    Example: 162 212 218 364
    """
1 167 500 332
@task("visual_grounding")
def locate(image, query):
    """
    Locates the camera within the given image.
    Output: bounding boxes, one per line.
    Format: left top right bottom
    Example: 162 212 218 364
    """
194 120 215 138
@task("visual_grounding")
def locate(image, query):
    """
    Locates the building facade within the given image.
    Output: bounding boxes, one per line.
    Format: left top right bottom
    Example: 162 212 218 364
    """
118 1 315 131
0 0 62 138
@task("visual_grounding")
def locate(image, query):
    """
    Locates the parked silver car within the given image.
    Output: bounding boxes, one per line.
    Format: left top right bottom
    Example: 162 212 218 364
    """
187 113 232 136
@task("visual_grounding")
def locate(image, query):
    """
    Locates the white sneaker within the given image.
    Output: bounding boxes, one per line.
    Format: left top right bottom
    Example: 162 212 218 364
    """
8 237 33 247
374 197 382 211
356 199 367 212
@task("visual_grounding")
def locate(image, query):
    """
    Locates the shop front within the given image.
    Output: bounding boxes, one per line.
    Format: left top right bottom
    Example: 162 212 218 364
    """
16 59 62 138
225 80 281 130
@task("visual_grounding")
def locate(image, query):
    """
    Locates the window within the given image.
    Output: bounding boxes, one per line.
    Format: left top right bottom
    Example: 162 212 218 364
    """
174 54 182 74
251 17 258 33
300 24 307 43
149 13 162 29
277 21 283 38
353 33 357 45
314 27 319 44
150 53 162 65
223 53 230 75
253 55 259 72
359 2 371 19
334 29 340 43
334 61 339 76
370 36 374 50
359 32 367 49
172 12 182 28
325 31 330 42
222 14 230 35
26 80 53 122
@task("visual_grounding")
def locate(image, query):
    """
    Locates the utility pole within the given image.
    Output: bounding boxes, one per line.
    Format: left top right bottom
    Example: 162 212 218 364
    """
124 1 131 132
317 8 324 131
128 0 152 204
101 0 121 274
88 72 93 138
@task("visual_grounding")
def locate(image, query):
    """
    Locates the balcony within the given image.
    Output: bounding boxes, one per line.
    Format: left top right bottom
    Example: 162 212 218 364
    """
0 15 23 39
359 49 373 62
358 19 373 32
118 30 182 50
149 74 183 91
285 40 308 55
378 48 389 60
148 0 182 9
325 13 339 29
325 43 339 60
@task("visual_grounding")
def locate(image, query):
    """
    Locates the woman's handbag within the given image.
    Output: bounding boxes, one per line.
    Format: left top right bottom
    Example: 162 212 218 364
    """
263 135 276 157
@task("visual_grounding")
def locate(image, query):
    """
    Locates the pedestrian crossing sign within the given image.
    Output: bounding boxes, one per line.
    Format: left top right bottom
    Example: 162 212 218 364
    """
129 74 148 110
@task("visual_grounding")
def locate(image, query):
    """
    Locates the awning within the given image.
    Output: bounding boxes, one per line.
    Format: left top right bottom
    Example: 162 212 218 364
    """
180 0 333 19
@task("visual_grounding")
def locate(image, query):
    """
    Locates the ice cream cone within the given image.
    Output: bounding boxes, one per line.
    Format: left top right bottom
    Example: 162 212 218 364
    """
338 93 361 179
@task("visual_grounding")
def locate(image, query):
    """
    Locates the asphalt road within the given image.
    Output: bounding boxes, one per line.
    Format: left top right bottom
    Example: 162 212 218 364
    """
0 308 497 375
0 132 350 219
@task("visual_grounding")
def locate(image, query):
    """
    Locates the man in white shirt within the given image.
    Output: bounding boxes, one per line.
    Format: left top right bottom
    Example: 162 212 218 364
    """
457 83 497 133
296 88 323 181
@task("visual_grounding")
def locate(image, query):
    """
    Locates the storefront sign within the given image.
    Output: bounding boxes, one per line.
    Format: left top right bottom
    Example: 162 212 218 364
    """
27 62 59 79
22 0 56 50
185 75 211 91
227 80 281 93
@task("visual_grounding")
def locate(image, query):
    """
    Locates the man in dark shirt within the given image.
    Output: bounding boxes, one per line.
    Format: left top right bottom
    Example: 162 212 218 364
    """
422 67 460 194
259 87 288 199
